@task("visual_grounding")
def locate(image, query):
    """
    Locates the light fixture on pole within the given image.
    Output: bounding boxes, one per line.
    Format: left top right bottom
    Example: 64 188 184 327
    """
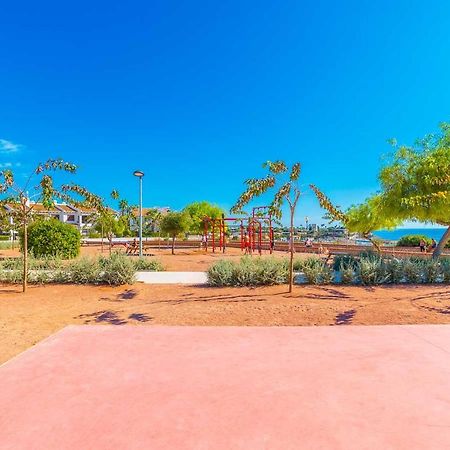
133 170 145 257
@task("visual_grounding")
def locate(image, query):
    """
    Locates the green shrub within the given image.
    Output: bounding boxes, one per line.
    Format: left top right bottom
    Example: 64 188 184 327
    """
333 255 358 271
23 219 81 259
397 235 431 247
357 256 389 285
301 257 333 285
339 263 356 284
441 259 450 283
67 257 101 284
207 260 235 286
99 252 136 285
133 257 164 271
207 257 288 287
403 258 423 283
423 259 441 283
385 258 404 284
0 256 64 271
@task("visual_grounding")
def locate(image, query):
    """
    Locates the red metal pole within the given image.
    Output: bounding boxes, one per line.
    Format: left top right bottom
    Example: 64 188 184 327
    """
240 221 244 251
212 221 215 253
259 221 262 255
222 219 226 253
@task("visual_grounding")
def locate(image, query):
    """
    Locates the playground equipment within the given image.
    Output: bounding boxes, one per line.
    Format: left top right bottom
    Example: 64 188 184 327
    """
203 207 275 254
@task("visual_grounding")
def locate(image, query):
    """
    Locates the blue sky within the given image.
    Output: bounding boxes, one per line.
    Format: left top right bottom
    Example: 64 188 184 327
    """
1 0 450 225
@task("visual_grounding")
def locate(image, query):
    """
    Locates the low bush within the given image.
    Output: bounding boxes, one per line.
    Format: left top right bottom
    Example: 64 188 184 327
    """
66 257 102 284
99 252 136 285
207 257 288 287
357 256 389 285
133 257 164 271
23 219 81 258
301 257 333 285
339 263 356 284
397 235 431 247
333 255 358 271
0 253 144 286
0 256 65 271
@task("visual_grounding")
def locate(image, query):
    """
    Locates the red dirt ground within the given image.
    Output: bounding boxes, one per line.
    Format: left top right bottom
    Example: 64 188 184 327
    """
1 283 450 364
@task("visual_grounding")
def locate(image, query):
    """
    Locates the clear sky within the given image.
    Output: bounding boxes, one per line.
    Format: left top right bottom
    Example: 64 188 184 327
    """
1 0 450 225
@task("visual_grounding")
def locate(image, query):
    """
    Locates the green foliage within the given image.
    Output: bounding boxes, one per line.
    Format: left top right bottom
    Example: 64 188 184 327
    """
133 257 164 271
99 252 136 285
94 211 128 238
357 256 389 285
333 255 358 271
183 201 225 234
160 212 192 238
207 257 289 287
397 235 432 247
300 257 333 284
66 257 101 284
402 258 423 283
339 263 356 284
0 253 165 285
379 124 450 256
24 219 80 258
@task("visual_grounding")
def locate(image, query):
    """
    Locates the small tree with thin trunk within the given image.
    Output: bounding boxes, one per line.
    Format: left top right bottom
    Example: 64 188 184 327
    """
231 161 301 293
159 211 192 255
0 159 104 292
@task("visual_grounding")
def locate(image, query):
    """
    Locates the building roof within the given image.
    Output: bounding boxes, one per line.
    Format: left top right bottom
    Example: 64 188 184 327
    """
131 206 171 218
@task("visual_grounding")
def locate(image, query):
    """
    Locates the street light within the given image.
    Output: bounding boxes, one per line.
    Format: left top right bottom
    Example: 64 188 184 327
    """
133 170 144 257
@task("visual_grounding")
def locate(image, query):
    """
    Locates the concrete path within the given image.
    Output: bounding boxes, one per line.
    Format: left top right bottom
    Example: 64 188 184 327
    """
1 325 450 449
136 271 208 284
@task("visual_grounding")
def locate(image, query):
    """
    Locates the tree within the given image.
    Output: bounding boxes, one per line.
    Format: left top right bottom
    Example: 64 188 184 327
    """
159 211 192 255
0 159 103 292
231 161 301 293
94 210 128 254
182 201 225 235
379 124 450 258
310 186 399 252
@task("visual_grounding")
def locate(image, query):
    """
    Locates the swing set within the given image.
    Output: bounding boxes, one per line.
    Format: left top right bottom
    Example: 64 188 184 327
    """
202 206 275 255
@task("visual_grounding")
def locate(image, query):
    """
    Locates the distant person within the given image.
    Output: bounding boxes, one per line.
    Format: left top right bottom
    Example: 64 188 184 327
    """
201 234 207 249
429 238 437 252
244 233 250 254
419 239 426 253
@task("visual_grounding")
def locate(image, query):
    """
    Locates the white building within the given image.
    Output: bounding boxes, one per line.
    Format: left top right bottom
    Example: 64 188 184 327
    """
2 202 101 235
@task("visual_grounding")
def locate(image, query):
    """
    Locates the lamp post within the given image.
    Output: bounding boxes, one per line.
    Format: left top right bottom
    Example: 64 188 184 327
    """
133 170 144 257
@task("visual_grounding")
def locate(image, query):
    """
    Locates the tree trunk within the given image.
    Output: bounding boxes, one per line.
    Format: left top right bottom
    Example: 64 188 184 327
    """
22 220 28 293
433 225 450 259
171 236 175 255
101 223 104 253
365 233 381 254
289 207 294 293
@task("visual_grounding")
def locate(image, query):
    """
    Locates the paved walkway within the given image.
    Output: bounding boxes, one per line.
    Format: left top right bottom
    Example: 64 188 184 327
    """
1 325 450 449
136 271 208 284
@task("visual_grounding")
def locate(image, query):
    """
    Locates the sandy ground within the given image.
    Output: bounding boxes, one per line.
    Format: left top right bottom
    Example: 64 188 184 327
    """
1 282 450 364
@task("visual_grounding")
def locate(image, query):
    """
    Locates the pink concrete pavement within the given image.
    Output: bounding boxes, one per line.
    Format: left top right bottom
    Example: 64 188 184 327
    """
1 325 450 449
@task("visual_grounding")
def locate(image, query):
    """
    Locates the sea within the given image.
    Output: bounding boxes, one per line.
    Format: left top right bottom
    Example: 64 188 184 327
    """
373 228 447 242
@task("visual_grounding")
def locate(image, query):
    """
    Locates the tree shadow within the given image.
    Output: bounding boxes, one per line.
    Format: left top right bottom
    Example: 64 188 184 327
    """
288 286 352 300
128 313 152 322
100 289 139 303
335 309 356 325
77 310 127 325
151 293 269 305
